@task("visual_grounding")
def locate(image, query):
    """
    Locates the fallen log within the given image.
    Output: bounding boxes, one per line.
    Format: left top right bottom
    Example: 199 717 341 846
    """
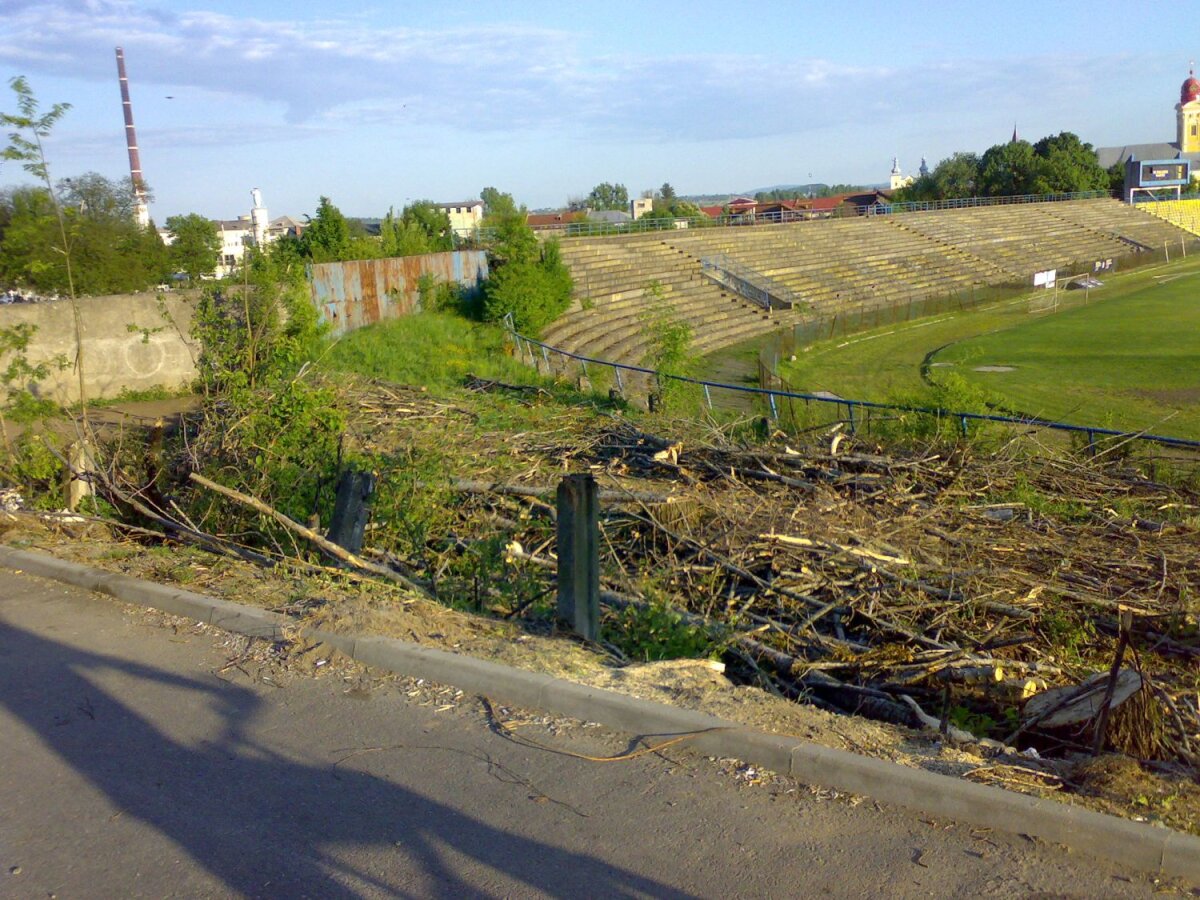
188 472 432 598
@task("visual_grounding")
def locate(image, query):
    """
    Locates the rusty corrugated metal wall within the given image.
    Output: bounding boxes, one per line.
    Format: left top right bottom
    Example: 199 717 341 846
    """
307 251 489 335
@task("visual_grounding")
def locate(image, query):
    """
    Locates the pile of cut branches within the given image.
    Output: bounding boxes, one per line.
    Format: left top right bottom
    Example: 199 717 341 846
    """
74 379 1200 774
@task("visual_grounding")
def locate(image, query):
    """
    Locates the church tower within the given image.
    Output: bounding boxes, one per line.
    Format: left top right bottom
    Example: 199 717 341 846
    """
889 157 914 190
1177 64 1200 153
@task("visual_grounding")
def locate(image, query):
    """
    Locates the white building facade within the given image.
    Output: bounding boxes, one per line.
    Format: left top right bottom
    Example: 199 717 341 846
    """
437 200 484 238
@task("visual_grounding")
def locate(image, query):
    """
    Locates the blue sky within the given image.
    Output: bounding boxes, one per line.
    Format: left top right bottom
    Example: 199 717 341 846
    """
0 0 1193 221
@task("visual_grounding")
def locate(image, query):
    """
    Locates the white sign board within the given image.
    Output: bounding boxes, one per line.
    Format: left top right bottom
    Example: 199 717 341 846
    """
1033 269 1057 289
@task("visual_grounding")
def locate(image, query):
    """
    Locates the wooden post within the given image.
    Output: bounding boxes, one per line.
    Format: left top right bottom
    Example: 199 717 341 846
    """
556 473 599 641
64 440 95 512
326 469 376 555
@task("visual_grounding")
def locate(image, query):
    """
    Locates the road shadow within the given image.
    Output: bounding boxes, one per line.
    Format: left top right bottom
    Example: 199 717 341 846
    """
0 619 698 898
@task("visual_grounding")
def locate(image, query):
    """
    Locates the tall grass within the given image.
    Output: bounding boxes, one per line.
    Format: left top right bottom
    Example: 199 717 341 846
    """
320 311 543 392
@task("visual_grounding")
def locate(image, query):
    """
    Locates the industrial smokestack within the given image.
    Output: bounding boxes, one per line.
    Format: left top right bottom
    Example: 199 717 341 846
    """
115 47 150 228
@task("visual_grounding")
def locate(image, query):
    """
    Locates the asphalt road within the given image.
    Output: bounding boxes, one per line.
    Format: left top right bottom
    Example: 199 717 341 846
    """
0 568 1175 899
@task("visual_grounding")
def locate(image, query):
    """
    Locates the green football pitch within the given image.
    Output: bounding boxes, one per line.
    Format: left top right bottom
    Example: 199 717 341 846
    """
776 256 1200 440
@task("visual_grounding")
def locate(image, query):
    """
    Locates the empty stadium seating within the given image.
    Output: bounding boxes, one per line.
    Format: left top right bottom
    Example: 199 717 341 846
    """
542 198 1192 368
1138 198 1200 237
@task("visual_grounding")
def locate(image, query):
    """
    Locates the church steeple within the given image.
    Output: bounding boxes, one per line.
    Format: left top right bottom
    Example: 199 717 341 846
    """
1011 123 1019 144
1178 61 1200 153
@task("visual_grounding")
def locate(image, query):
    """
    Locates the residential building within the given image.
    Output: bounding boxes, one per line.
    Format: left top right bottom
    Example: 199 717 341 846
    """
159 189 303 278
437 201 484 238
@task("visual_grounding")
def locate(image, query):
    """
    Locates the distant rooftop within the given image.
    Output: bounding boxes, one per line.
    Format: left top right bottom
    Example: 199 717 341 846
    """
1095 142 1200 169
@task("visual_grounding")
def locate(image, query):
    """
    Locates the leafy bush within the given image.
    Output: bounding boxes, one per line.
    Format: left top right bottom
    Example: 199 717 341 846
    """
417 273 467 315
875 371 1000 445
184 245 339 536
0 322 63 415
604 597 716 661
0 432 63 510
639 281 700 411
480 213 572 334
191 248 324 394
481 259 572 334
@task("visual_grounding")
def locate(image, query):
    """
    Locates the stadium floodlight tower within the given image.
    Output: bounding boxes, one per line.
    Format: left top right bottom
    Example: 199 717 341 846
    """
114 47 151 228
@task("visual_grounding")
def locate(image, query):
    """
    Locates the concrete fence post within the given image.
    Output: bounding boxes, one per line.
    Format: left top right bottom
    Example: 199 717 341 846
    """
556 474 599 641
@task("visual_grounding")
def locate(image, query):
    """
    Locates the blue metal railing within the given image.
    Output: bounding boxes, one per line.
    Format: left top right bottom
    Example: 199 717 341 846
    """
500 314 1200 454
883 190 1112 215
699 254 801 311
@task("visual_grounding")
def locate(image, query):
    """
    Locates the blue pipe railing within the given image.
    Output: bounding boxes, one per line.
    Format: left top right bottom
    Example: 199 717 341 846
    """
518 191 1117 239
501 314 1200 453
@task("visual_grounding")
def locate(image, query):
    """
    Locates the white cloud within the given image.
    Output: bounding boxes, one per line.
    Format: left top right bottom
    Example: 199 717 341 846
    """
0 0 1158 148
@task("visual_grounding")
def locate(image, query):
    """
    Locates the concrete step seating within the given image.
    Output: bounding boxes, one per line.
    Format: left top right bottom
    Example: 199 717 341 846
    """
586 305 778 369
890 211 1123 277
549 198 1195 368
1046 199 1190 249
552 285 770 359
547 233 777 367
549 285 749 356
1132 198 1200 239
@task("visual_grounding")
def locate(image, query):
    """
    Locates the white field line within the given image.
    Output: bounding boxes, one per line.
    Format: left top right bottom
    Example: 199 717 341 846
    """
831 315 956 350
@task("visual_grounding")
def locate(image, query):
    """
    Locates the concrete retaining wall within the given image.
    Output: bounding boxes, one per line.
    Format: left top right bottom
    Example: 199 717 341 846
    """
2 250 492 403
0 292 200 404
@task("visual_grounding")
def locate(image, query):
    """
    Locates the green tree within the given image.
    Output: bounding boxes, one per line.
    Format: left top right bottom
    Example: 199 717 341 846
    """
893 153 981 202
586 181 629 211
0 184 168 293
480 212 572 333
481 254 572 334
401 200 453 251
481 186 517 219
1 81 71 279
979 140 1038 196
165 213 220 281
301 196 351 262
815 183 866 198
1030 132 1109 193
487 204 540 266
133 220 170 284
650 197 706 222
1106 162 1126 194
1 76 88 407
192 246 323 394
60 172 168 290
639 280 697 410
659 182 676 203
58 172 148 223
380 207 429 257
931 153 981 199
0 186 60 287
188 245 338 536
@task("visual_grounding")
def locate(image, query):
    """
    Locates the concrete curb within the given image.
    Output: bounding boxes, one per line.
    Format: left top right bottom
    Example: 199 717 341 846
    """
3 544 1198 884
